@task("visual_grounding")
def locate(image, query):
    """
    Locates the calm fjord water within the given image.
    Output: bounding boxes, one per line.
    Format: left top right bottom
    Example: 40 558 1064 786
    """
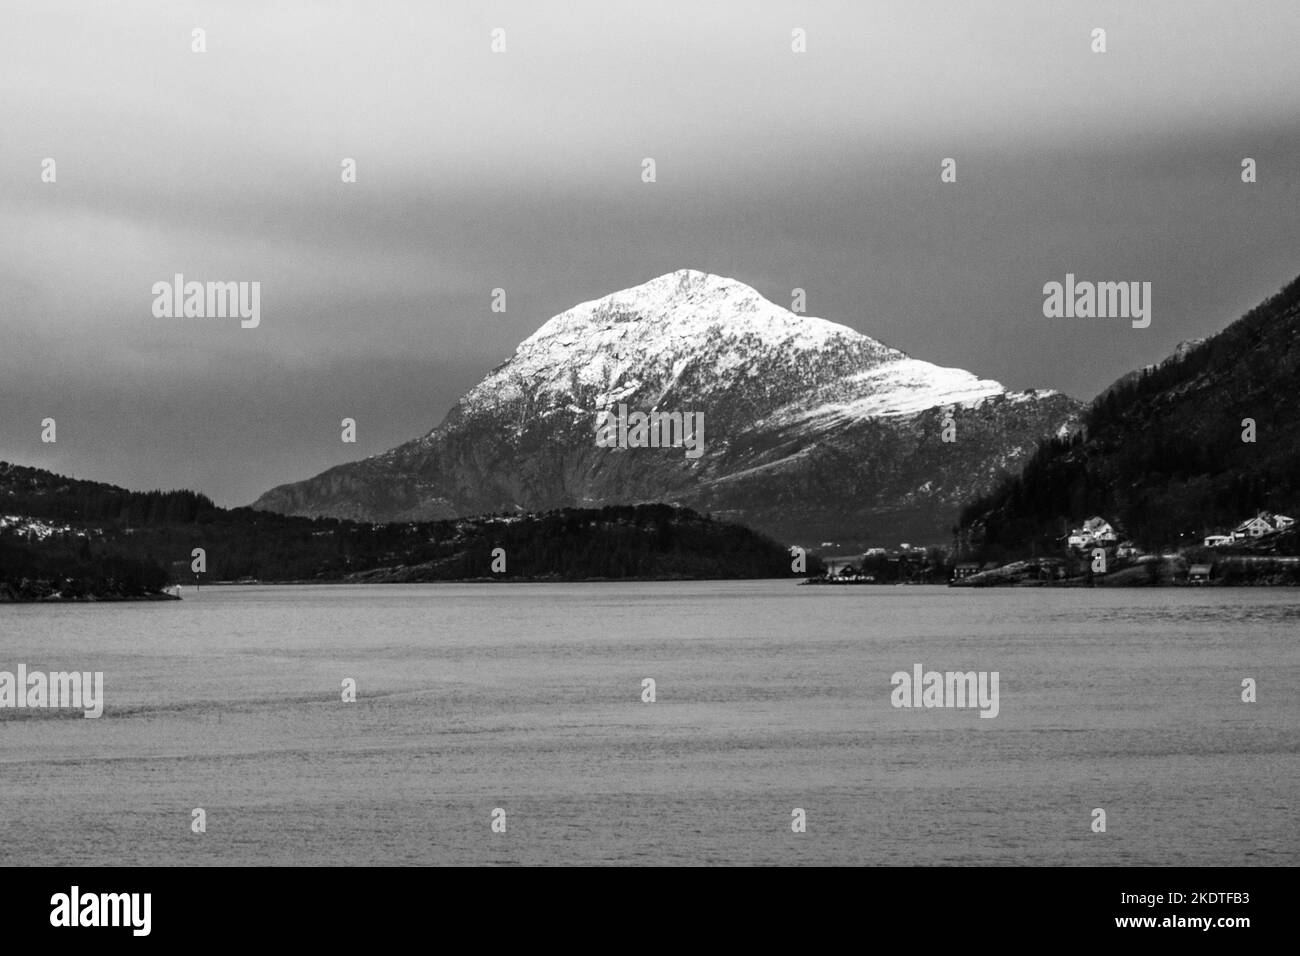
2 582 1296 866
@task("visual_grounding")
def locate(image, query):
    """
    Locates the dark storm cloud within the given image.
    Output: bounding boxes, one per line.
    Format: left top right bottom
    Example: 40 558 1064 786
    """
2 0 1298 504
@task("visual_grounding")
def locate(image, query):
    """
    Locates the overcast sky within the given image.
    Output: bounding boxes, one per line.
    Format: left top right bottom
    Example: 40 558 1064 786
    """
3 0 1298 506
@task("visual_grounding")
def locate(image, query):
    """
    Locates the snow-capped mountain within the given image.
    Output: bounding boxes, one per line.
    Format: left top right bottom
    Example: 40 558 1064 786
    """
252 270 1081 546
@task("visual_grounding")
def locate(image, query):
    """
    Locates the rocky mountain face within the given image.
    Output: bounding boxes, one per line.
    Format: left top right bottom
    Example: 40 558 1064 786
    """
252 270 1081 546
958 272 1300 558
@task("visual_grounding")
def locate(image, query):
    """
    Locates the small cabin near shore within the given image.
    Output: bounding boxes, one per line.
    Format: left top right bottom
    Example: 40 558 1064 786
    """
1188 564 1213 584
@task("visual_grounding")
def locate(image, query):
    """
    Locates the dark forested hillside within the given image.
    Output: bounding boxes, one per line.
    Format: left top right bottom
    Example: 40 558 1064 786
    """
0 462 219 525
0 462 808 598
957 273 1300 560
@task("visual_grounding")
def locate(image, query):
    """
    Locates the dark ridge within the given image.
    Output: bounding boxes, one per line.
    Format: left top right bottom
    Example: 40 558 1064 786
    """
1 461 816 598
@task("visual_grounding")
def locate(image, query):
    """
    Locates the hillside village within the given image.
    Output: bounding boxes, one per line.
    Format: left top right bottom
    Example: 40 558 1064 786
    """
951 510 1299 587
809 509 1300 587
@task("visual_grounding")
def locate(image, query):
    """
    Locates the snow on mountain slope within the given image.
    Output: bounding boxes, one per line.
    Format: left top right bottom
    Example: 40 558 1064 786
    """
454 269 902 418
433 269 1056 437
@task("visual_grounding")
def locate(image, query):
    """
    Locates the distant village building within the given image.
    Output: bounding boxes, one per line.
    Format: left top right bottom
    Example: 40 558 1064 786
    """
1188 564 1213 584
1066 516 1119 549
1203 534 1233 548
1229 512 1294 541
1083 517 1118 543
1233 516 1274 540
952 562 981 580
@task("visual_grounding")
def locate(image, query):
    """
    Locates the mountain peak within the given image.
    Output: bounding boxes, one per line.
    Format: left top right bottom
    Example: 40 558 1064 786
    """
461 269 1059 437
538 268 770 328
636 268 759 299
252 270 1082 545
520 268 881 358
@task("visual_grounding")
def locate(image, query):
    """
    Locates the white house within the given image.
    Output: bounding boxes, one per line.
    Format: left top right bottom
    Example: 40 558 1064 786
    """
1083 517 1118 542
1233 515 1276 540
1207 512 1295 545
1067 516 1118 549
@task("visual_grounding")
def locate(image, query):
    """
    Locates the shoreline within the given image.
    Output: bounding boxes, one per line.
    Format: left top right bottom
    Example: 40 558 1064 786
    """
9 575 1300 599
0 591 182 604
